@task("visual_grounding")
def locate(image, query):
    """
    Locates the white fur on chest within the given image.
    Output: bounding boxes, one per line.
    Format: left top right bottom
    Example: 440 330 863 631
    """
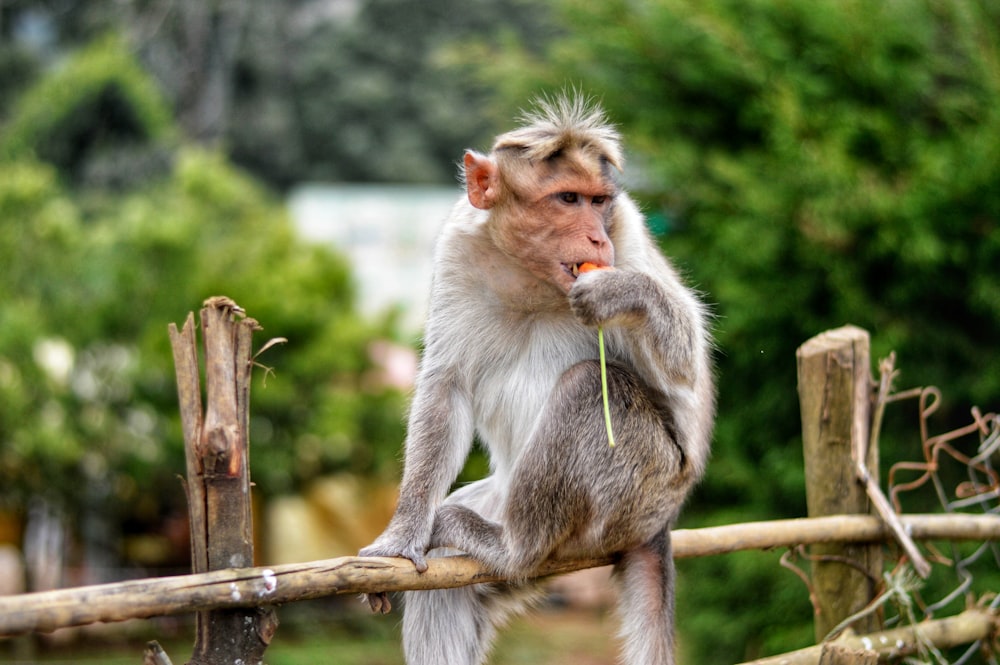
468 313 596 479
428 211 602 478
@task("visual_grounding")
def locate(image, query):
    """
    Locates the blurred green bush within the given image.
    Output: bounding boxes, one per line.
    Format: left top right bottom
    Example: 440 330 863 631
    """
0 39 406 561
2 35 173 187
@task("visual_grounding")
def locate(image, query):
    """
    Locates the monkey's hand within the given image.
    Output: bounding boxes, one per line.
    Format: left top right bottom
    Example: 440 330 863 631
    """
569 269 650 328
359 536 430 573
358 532 430 614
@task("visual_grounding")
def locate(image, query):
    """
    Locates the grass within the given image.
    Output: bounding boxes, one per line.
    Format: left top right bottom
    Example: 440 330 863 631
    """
2 604 620 665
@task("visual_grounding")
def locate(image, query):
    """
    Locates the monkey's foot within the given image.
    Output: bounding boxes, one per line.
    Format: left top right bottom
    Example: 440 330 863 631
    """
363 591 392 614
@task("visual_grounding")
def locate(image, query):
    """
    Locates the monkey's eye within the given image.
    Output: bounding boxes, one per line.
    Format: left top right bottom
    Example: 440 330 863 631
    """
558 192 579 204
592 195 608 206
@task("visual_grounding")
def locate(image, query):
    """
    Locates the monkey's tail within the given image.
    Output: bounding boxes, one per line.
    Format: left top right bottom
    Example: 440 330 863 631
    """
614 528 676 665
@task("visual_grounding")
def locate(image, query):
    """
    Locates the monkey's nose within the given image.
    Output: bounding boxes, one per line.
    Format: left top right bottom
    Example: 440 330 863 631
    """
588 233 608 248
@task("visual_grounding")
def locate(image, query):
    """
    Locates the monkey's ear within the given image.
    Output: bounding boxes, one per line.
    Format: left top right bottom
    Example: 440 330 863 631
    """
464 150 499 210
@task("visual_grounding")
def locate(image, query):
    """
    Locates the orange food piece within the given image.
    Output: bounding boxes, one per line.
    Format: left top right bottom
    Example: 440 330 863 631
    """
578 262 609 273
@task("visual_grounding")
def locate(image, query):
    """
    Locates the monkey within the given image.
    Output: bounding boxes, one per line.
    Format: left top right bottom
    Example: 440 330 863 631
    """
359 95 714 665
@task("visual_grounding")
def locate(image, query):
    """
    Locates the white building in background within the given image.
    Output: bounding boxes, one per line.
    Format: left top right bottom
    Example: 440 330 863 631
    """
288 183 460 333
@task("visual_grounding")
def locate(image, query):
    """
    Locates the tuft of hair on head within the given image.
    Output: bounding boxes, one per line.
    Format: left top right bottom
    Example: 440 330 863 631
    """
493 93 624 170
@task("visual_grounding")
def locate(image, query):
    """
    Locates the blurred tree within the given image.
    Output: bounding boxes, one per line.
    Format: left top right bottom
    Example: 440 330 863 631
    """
2 34 174 188
0 41 407 576
0 0 553 188
0 0 248 144
466 0 1000 660
0 41 39 121
225 0 553 186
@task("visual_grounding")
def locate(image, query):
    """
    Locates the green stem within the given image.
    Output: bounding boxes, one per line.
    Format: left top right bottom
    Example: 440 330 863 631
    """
598 326 616 448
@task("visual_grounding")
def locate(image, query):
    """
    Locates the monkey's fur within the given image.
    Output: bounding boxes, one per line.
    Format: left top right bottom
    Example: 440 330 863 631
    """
359 96 714 665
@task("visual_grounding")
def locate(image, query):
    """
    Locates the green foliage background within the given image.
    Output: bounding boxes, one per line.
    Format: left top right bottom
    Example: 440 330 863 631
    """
0 38 406 542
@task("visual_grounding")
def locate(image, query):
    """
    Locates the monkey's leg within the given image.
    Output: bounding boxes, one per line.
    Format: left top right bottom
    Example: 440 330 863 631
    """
503 360 684 560
507 362 684 663
426 476 514 571
428 471 579 579
434 360 683 578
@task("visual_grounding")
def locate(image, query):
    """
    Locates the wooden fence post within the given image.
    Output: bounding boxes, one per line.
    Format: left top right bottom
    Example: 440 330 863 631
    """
169 297 278 665
797 325 881 641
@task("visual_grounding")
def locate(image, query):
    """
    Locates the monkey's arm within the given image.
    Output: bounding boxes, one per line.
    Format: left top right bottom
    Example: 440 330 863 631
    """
569 267 706 388
359 371 474 572
569 263 714 483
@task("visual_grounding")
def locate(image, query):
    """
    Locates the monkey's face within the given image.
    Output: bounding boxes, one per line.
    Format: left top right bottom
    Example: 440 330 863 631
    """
513 184 617 294
534 186 617 294
486 158 618 295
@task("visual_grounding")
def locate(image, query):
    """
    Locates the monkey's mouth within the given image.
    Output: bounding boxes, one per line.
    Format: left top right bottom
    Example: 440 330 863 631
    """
566 262 607 278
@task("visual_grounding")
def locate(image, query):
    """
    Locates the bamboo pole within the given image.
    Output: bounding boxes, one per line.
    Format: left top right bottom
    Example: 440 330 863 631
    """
797 326 882 639
818 644 878 665
738 609 997 665
0 513 996 637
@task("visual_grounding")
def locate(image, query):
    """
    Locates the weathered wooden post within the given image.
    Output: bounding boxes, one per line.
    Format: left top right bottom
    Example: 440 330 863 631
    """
796 325 881 641
169 297 278 665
